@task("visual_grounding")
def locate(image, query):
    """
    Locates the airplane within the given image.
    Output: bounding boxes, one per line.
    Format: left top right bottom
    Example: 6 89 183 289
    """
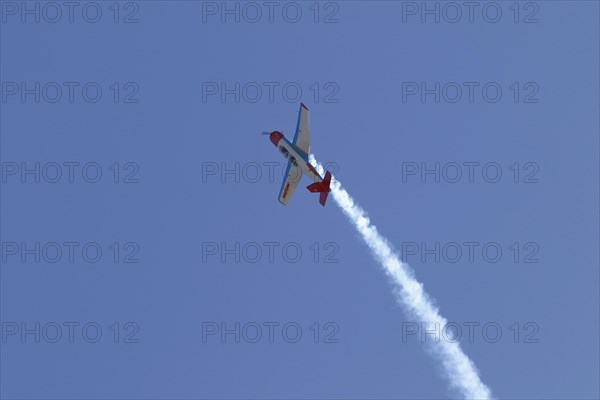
264 103 332 206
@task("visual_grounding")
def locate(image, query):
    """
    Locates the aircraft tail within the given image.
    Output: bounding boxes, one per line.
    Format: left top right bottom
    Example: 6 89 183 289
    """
306 171 332 207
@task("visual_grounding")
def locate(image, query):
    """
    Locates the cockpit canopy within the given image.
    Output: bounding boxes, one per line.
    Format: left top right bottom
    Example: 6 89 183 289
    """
279 146 299 167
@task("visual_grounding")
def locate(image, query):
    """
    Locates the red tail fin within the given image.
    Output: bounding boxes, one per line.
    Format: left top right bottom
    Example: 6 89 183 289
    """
319 171 331 206
306 171 332 207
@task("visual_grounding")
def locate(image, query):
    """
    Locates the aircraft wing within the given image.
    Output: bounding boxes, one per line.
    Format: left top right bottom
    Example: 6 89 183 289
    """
278 161 302 205
292 103 310 156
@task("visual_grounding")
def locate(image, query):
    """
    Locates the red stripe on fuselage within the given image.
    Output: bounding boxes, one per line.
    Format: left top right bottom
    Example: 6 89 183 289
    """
306 163 319 177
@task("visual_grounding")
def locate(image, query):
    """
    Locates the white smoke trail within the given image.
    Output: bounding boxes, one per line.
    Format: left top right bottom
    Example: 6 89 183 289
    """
310 155 492 400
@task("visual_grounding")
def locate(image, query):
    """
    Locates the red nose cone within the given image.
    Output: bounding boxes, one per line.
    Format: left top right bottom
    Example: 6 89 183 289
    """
270 131 283 146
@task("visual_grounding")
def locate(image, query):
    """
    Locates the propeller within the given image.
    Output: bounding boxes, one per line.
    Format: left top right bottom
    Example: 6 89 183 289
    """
262 131 271 136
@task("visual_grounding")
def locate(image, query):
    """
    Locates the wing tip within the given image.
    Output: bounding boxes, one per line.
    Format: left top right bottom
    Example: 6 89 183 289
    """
300 102 309 111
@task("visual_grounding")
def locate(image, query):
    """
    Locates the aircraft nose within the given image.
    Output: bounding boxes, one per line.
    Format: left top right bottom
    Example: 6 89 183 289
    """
270 131 283 146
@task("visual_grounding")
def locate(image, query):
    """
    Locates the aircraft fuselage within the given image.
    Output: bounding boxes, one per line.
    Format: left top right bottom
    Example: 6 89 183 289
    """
269 130 323 183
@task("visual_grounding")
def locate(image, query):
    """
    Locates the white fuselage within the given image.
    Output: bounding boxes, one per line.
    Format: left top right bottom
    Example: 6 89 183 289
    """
277 137 323 183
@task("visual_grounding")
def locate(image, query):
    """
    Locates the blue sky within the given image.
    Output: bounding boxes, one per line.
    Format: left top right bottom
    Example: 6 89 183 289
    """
1 1 599 399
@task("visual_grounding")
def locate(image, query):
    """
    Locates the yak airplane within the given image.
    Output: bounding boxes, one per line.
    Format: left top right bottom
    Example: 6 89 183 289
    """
264 103 332 206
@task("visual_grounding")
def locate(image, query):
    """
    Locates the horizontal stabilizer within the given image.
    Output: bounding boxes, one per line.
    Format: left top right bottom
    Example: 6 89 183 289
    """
306 171 331 207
